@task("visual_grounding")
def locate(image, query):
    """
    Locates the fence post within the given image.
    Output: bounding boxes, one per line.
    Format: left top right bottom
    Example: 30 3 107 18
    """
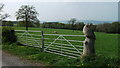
82 24 96 57
41 31 44 52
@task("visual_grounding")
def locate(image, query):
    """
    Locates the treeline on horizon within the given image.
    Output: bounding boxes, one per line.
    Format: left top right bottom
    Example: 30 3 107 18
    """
2 21 120 34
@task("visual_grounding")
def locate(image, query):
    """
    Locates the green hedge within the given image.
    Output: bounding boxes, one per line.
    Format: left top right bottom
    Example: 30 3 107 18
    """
2 21 13 26
2 26 17 44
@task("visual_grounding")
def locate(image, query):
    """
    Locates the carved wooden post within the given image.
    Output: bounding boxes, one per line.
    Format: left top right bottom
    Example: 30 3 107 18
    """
82 24 96 56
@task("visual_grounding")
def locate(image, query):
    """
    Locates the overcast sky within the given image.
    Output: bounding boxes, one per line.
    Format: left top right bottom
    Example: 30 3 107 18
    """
1 0 119 21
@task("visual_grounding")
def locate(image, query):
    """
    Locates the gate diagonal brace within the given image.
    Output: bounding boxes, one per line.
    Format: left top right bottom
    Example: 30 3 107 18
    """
44 35 62 51
26 31 41 48
60 35 81 54
18 31 41 48
18 31 28 42
44 35 81 54
18 31 27 39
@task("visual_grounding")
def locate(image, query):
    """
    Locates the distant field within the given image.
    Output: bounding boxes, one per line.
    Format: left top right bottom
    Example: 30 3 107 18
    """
15 27 118 58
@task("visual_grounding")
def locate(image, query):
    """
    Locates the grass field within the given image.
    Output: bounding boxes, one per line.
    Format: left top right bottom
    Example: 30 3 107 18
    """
3 26 119 67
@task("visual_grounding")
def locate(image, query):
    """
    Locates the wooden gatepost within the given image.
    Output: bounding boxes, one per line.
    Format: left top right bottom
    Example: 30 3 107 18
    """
82 24 96 57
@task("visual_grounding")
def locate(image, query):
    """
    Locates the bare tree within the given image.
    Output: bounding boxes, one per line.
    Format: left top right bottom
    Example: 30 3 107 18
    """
16 5 39 30
0 4 10 21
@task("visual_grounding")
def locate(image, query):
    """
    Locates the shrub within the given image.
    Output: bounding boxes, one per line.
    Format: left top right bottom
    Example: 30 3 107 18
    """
17 21 36 27
80 55 118 67
33 22 40 27
2 21 13 26
2 26 17 44
17 22 26 27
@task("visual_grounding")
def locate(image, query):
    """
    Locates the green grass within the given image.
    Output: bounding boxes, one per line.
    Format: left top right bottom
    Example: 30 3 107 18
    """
3 44 80 66
95 32 118 58
2 26 119 67
3 44 119 67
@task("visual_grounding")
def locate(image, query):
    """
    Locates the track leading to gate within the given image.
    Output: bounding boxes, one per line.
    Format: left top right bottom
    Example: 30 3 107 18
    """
2 51 43 66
